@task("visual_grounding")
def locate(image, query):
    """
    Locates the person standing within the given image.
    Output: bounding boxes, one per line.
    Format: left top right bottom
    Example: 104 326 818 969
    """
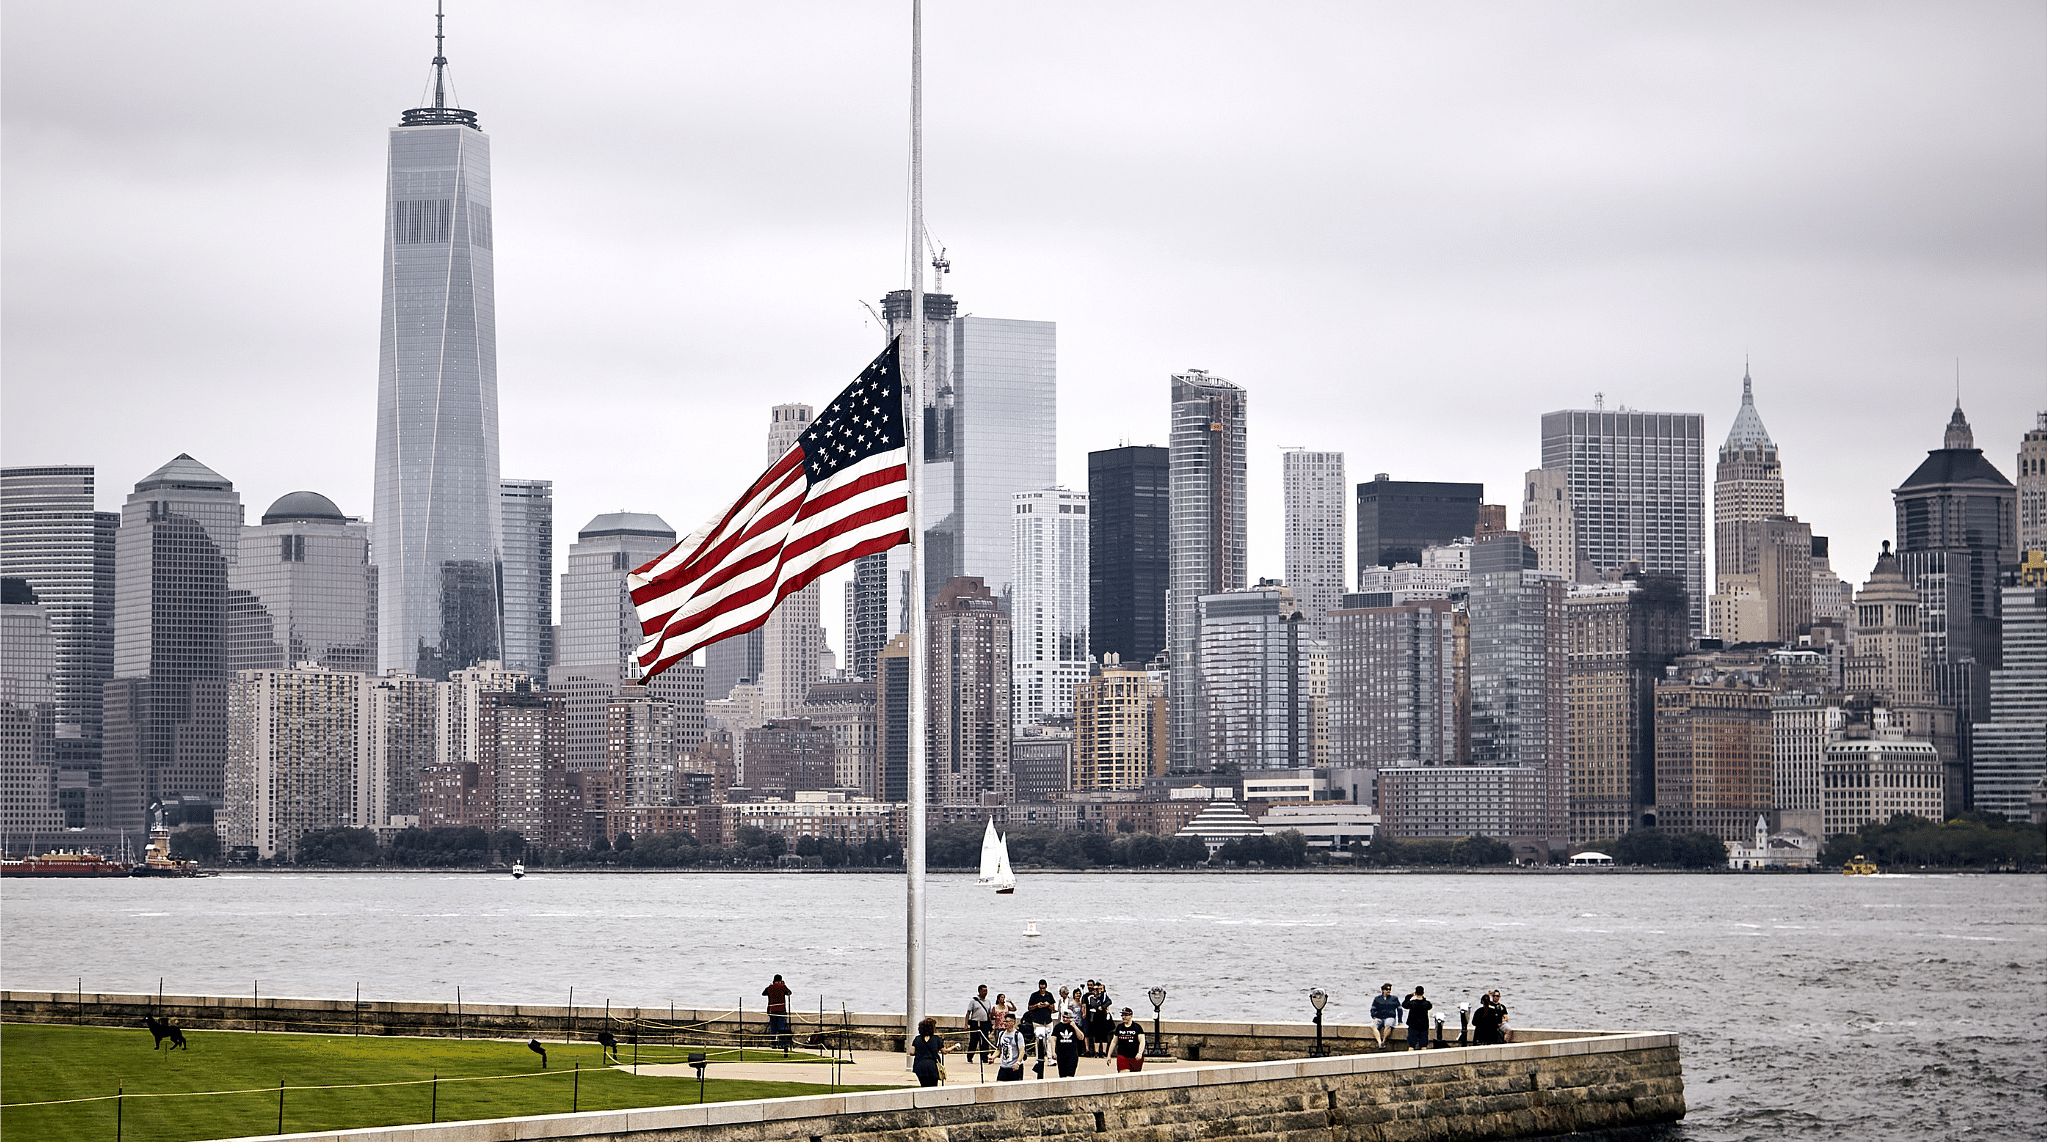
761 974 793 1051
911 1017 953 1087
1369 983 1402 1049
1085 981 1113 1056
965 985 994 1062
1052 1010 1085 1077
994 1013 1027 1082
1026 979 1057 1075
1402 986 1433 1052
1471 990 1505 1045
1109 1006 1146 1072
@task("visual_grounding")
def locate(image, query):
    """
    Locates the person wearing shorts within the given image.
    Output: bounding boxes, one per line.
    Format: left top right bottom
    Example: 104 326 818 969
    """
1369 983 1402 1048
1110 1007 1146 1072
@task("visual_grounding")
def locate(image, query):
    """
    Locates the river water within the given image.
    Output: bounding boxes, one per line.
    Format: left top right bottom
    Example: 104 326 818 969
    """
2 871 2041 1141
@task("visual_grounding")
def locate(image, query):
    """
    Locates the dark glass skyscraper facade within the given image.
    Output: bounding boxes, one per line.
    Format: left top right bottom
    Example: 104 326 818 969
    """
499 478 553 674
1354 475 1482 572
102 455 243 841
372 56 500 680
1088 445 1168 664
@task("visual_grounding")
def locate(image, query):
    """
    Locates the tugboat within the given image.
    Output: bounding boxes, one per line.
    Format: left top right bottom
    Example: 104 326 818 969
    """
131 824 208 877
511 861 526 879
1842 854 1879 876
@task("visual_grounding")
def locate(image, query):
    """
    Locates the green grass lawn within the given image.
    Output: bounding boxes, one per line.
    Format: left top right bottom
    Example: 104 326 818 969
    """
1 1023 881 1142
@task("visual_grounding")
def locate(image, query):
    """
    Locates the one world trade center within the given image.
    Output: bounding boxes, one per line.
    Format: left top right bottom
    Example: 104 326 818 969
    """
372 9 501 679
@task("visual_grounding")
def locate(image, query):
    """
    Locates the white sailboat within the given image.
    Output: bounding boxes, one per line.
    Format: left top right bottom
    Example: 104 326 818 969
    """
977 818 1017 894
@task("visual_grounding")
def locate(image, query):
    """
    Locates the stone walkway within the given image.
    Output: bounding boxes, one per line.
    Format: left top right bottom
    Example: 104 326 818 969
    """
623 1048 1208 1088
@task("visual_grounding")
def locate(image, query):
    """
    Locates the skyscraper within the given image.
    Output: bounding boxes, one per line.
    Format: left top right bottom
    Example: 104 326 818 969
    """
1714 369 1782 581
1892 403 2017 732
1971 583 2045 820
228 492 374 675
1282 449 1345 638
1326 598 1466 769
1519 467 1578 582
1541 405 1707 635
1197 583 1311 772
1011 487 1088 731
1354 475 1482 574
1466 532 1567 840
761 403 823 719
102 455 243 841
0 580 64 843
0 465 117 827
1073 662 1166 792
372 16 502 680
224 665 372 860
550 512 678 772
844 553 890 682
499 478 554 674
704 629 763 703
2019 413 2046 558
1168 370 1247 772
1087 445 1169 665
1564 574 1690 842
926 577 1011 805
883 283 1057 608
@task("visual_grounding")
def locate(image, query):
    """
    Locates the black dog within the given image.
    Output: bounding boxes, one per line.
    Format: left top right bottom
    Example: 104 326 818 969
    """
596 1030 619 1063
145 1015 188 1050
528 1039 548 1069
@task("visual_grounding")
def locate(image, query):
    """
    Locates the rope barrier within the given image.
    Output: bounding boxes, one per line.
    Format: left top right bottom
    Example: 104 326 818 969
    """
2 1067 582 1110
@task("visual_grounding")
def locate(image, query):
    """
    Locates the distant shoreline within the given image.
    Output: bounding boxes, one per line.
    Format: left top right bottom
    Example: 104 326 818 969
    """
185 864 2039 876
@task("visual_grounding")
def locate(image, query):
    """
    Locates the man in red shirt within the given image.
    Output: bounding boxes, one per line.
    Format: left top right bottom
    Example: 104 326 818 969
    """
762 974 793 1051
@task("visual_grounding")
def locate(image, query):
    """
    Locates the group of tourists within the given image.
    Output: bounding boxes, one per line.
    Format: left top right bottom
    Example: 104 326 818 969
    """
1368 984 1512 1050
939 979 1146 1085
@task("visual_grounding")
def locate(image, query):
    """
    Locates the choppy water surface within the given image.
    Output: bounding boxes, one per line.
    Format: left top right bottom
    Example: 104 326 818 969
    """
3 871 2041 1141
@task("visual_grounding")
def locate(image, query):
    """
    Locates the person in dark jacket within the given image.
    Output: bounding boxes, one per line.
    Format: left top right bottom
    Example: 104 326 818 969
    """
911 1016 953 1086
1369 983 1402 1049
1473 990 1510 1044
1402 986 1433 1051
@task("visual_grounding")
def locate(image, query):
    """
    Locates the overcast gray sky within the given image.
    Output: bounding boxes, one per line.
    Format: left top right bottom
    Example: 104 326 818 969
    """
5 1 2041 657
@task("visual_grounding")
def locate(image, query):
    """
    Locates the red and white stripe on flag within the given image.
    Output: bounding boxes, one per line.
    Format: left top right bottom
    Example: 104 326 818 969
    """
629 341 911 682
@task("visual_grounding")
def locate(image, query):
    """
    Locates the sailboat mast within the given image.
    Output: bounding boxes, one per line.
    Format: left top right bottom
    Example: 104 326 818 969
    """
903 0 929 1065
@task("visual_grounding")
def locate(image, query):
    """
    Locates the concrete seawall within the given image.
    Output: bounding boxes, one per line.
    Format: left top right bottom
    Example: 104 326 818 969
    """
2 991 1685 1141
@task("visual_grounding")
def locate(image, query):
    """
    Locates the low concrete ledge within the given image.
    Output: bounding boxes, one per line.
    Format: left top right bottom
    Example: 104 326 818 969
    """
194 1031 1682 1142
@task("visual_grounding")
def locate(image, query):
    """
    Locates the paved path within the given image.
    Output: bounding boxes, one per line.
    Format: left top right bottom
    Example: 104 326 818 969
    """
623 1048 1208 1088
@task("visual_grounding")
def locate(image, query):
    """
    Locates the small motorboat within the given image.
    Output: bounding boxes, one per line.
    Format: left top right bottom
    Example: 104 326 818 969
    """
511 861 526 879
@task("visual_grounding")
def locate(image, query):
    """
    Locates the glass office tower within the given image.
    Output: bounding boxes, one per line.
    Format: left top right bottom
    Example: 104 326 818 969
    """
1167 371 1248 773
498 478 553 674
372 47 501 680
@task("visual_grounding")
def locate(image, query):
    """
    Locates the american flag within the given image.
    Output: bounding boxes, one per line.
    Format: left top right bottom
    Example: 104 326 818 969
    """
630 341 912 682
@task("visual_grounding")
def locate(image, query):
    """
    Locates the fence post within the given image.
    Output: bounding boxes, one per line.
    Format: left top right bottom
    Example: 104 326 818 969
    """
355 983 361 1037
567 986 575 1046
116 1082 123 1142
276 1077 285 1135
76 978 82 1025
456 987 462 1040
573 1062 580 1112
430 1072 438 1122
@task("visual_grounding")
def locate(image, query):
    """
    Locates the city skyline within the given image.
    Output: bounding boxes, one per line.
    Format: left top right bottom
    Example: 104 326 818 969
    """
2 3 2041 665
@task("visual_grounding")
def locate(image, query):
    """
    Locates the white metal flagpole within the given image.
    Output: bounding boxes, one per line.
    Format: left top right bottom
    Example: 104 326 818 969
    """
903 0 928 1067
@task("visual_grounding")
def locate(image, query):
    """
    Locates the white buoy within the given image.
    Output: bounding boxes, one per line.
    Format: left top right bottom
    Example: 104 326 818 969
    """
1023 920 1040 938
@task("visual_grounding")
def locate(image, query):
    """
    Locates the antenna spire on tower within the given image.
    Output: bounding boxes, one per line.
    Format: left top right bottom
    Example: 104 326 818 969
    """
400 2 479 130
433 1 448 109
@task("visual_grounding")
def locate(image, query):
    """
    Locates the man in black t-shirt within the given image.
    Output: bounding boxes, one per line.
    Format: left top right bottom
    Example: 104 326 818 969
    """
1109 1007 1146 1072
1402 986 1433 1051
1025 979 1057 1074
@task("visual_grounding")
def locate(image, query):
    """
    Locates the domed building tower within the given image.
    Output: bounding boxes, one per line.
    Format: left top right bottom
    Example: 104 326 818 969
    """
1893 401 2018 812
228 491 374 674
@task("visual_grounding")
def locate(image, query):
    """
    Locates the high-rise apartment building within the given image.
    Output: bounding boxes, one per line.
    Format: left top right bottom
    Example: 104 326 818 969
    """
1354 475 1482 575
228 492 374 675
883 284 1057 608
1168 371 1247 772
1564 574 1690 842
372 27 502 680
366 670 438 823
1282 450 1346 637
1652 654 1775 840
605 688 677 811
499 478 553 673
1519 468 1578 582
1772 691 1841 819
2019 413 2046 557
927 577 1011 804
1971 584 2045 821
1466 533 1567 839
1326 599 1466 771
740 718 837 798
0 582 63 843
1 465 118 829
1088 445 1169 666
1541 405 1707 635
1073 660 1166 791
760 403 824 719
474 684 577 847
102 455 243 842
551 512 679 773
802 680 879 796
1011 488 1089 731
877 633 911 802
1892 404 2017 728
224 666 373 859
1197 583 1311 772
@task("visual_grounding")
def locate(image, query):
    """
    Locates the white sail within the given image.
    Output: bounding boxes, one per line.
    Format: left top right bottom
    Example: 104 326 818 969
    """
977 818 1002 885
992 829 1017 894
